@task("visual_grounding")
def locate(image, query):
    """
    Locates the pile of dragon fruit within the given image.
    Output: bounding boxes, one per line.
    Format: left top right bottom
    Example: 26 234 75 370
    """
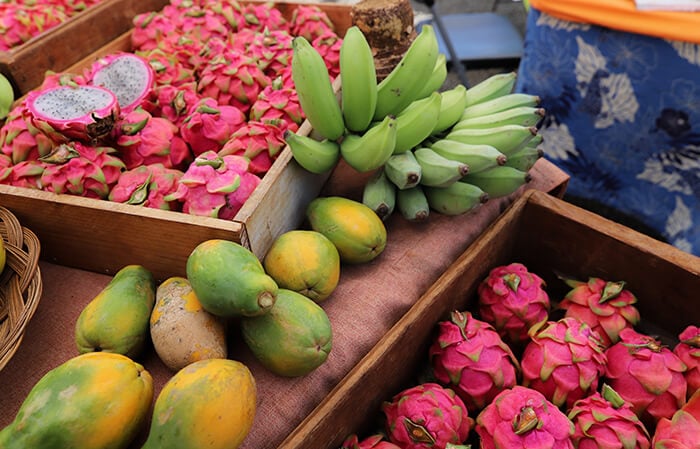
342 262 700 449
0 0 103 51
0 0 341 219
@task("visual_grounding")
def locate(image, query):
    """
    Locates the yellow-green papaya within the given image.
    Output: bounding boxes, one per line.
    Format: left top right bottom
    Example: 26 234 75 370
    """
186 239 278 317
75 265 156 359
141 358 256 449
0 352 153 449
240 288 333 377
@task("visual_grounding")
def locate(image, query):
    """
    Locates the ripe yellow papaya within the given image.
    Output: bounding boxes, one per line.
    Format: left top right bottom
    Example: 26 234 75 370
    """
241 288 333 377
186 239 278 317
75 265 156 359
0 352 153 449
150 276 227 372
141 358 256 449
306 196 388 264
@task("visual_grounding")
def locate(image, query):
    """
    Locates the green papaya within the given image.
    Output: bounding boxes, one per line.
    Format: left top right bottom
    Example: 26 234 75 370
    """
306 196 387 264
141 358 256 449
75 265 156 359
0 352 153 449
186 239 278 317
240 288 333 377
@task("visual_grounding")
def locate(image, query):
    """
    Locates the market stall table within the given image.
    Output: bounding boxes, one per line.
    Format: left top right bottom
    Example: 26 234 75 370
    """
0 159 568 449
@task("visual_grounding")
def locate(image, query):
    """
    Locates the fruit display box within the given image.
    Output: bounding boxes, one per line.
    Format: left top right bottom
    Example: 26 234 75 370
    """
0 0 171 97
0 1 353 282
279 189 700 448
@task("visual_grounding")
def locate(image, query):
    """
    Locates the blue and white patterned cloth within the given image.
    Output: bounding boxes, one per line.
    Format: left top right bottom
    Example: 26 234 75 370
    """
516 7 700 256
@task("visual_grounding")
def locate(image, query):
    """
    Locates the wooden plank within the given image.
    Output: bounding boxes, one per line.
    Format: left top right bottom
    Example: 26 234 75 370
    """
279 189 700 448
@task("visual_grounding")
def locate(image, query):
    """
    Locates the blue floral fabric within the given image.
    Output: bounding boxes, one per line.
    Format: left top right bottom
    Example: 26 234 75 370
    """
515 8 700 256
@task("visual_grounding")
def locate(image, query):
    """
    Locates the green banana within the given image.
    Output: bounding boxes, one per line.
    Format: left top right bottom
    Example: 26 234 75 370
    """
285 130 340 174
374 25 440 121
0 73 13 120
384 151 422 190
445 125 538 156
414 147 469 188
362 168 396 221
453 106 545 130
339 26 378 133
415 52 448 99
340 114 397 173
523 132 543 149
431 84 468 135
504 145 544 172
393 91 442 154
428 139 507 173
396 185 430 222
291 36 345 141
424 181 489 216
460 93 541 121
461 165 532 198
464 72 517 107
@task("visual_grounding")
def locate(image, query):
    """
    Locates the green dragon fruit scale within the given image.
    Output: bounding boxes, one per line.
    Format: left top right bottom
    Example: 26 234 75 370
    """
475 385 575 449
520 317 608 411
382 382 473 449
429 310 521 414
476 262 551 349
568 384 651 449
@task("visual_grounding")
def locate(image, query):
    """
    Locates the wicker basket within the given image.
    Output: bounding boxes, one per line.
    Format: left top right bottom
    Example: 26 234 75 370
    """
0 206 42 371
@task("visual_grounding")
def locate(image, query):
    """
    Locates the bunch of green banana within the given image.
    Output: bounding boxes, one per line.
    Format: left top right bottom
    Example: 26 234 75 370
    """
0 73 14 120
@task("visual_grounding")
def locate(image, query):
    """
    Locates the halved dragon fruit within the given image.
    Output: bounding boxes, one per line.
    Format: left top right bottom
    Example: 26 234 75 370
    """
87 52 155 114
25 84 120 143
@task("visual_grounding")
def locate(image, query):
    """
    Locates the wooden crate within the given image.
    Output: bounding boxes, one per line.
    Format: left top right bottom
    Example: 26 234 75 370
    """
0 1 352 282
0 0 171 96
279 189 700 448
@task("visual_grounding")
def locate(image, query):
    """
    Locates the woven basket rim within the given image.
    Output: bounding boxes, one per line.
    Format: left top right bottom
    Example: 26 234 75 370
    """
0 206 42 372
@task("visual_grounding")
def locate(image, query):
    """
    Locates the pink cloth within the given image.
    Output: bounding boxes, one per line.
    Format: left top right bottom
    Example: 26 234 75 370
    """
0 159 567 448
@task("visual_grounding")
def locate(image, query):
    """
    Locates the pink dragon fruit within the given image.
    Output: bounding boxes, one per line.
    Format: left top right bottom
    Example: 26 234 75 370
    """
164 150 261 220
148 82 202 128
0 103 58 164
290 4 336 42
240 28 294 77
429 310 521 413
87 52 156 114
135 47 197 88
197 51 272 115
114 107 192 170
249 77 304 133
38 141 126 199
108 163 183 211
0 3 69 51
25 84 120 143
521 317 608 410
131 10 177 51
311 30 343 80
239 2 288 33
382 382 473 449
340 434 401 449
558 276 641 348
673 325 700 400
4 160 44 189
475 385 575 449
651 389 700 449
604 328 688 428
476 262 551 348
0 154 12 184
179 97 247 156
219 119 286 175
568 384 651 449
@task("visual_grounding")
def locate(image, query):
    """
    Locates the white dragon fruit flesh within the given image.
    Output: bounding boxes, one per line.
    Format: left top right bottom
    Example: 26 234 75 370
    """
87 51 155 114
25 84 120 143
